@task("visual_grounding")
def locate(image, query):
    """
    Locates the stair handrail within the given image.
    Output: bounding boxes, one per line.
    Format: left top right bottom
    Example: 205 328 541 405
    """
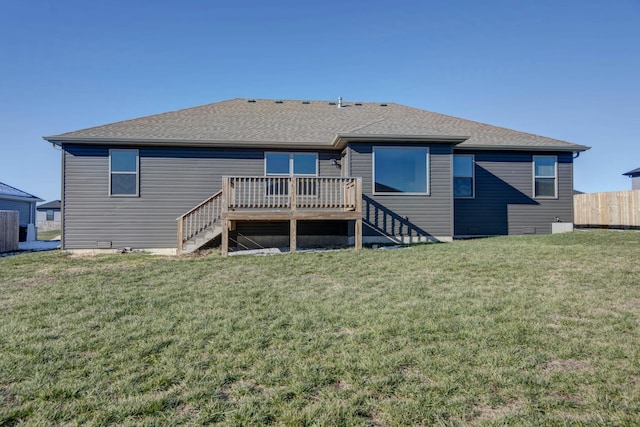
176 190 223 254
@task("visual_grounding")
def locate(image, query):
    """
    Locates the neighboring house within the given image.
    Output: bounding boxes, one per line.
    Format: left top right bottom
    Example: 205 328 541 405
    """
623 167 640 190
36 200 61 230
0 181 43 242
43 98 590 255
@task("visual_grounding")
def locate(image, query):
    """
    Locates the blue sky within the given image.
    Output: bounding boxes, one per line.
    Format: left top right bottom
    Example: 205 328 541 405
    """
1 0 638 202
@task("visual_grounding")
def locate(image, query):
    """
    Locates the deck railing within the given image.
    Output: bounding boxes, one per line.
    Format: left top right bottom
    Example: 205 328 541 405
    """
224 176 360 211
177 177 362 254
176 190 223 254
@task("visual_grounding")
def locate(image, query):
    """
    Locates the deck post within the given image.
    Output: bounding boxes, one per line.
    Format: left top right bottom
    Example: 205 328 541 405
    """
355 178 363 250
221 219 229 257
355 218 362 250
290 177 297 210
290 219 297 253
222 177 230 209
177 217 184 255
221 177 229 257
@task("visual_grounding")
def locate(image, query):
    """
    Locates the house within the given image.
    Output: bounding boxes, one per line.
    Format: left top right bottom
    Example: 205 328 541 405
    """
43 98 590 255
36 200 61 230
0 181 43 242
623 167 640 190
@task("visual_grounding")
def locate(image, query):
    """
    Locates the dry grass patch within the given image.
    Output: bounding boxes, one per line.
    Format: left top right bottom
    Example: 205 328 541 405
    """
472 398 524 425
542 359 594 372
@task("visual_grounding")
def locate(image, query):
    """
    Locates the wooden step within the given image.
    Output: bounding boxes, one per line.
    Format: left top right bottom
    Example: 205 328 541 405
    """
182 226 222 254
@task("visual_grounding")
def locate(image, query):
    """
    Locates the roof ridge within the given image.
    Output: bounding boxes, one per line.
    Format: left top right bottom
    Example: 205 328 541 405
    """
346 117 388 133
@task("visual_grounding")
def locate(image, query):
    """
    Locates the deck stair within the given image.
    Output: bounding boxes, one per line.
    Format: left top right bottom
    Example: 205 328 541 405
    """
176 191 223 254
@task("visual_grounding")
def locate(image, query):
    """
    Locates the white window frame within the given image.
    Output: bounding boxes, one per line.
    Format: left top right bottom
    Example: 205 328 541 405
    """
453 154 475 199
533 155 558 199
264 152 318 176
109 149 139 197
373 146 430 195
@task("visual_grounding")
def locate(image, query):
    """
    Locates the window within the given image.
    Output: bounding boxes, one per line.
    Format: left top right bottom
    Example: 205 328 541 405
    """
265 152 318 176
533 156 557 198
110 149 139 196
46 210 54 221
265 152 318 195
373 147 429 194
454 155 474 198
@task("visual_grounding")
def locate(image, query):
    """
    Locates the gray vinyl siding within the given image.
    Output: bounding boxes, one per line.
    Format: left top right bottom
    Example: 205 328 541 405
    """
62 145 342 249
348 142 454 239
454 151 574 236
0 199 34 226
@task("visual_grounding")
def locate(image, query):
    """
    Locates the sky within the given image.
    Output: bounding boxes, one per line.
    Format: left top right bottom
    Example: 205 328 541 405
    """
1 0 639 203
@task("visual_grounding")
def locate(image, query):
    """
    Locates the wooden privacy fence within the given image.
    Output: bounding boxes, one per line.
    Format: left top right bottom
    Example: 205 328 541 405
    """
0 210 19 253
574 190 640 228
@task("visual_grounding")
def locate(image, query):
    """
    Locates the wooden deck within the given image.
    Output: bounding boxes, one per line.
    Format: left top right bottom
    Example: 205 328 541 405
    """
177 176 362 255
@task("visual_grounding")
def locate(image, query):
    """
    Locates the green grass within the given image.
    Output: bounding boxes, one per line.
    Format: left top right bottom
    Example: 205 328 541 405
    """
36 229 60 241
1 230 639 426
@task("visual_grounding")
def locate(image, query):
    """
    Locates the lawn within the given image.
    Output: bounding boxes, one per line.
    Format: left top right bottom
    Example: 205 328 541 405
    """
1 230 639 426
36 229 61 241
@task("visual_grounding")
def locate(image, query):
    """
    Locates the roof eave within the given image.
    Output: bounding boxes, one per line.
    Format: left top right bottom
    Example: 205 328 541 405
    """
44 135 590 153
455 144 591 152
43 136 337 150
43 134 472 150
332 134 469 149
0 194 44 203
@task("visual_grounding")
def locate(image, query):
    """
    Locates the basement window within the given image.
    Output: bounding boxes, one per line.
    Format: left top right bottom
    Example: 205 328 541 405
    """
109 149 139 196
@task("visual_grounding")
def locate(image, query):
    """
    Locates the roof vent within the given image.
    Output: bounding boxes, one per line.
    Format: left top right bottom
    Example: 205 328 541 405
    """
380 103 388 107
275 100 283 104
302 101 310 104
355 103 362 106
338 96 343 108
328 102 336 105
247 99 256 103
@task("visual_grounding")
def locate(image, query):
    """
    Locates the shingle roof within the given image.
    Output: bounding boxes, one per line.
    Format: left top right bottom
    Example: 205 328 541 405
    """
44 98 589 152
37 200 61 210
0 182 42 201
623 167 640 177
